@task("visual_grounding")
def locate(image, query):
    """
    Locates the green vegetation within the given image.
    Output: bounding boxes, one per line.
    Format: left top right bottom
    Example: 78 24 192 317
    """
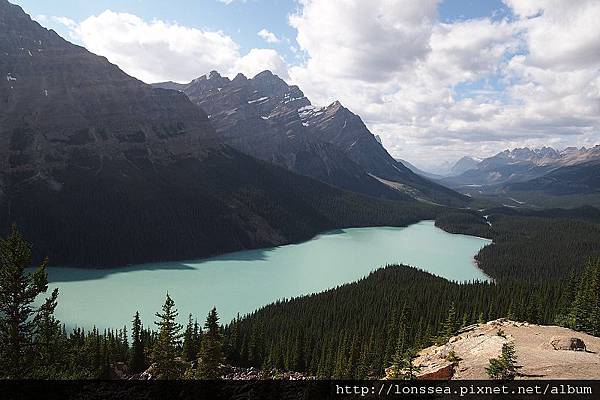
435 206 600 282
486 343 520 380
435 211 492 238
555 260 600 336
221 265 570 378
1 149 438 268
195 307 223 379
151 293 183 379
0 211 599 379
0 225 56 378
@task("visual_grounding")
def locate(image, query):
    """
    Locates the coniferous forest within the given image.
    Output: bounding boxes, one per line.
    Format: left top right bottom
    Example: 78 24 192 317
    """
1 205 600 380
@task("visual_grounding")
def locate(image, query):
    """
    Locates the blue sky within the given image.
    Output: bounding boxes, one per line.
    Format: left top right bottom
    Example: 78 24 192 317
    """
10 0 600 168
17 0 510 65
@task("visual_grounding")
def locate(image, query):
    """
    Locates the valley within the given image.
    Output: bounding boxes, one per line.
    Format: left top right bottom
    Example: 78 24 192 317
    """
0 0 599 388
45 221 490 330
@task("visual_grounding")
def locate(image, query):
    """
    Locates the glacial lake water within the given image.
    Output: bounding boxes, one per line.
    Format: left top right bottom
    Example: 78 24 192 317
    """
46 221 491 330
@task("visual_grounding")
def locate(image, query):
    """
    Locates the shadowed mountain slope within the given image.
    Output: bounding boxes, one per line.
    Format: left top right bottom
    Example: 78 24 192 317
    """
0 0 436 266
155 71 468 206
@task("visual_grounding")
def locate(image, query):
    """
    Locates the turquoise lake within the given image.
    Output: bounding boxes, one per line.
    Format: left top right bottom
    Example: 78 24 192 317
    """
46 221 491 330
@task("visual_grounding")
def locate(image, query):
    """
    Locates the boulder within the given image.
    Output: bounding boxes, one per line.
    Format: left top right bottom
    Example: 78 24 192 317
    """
416 360 455 380
551 337 586 351
109 362 129 380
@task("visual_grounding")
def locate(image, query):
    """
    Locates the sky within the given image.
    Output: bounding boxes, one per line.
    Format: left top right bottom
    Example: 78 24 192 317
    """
14 0 600 171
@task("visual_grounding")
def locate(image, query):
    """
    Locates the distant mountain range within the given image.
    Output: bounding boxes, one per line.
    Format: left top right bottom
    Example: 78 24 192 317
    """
440 146 600 190
396 159 445 180
0 0 450 266
450 156 481 176
399 156 482 179
154 72 467 206
506 159 600 196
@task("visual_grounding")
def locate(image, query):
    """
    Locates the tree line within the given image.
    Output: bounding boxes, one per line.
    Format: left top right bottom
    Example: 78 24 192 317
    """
0 226 224 379
435 207 600 282
1 213 599 379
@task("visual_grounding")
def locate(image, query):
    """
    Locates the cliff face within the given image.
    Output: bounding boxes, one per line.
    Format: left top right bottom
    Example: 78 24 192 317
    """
0 0 218 189
402 319 600 380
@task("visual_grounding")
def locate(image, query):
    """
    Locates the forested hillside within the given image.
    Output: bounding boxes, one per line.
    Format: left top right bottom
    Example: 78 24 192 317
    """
224 266 565 378
3 148 437 267
436 206 600 282
1 207 599 380
0 0 438 267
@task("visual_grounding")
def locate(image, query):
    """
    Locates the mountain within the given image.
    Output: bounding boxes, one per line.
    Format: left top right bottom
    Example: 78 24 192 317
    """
442 146 600 188
449 156 480 176
397 159 445 180
0 0 436 266
154 72 468 206
506 159 600 195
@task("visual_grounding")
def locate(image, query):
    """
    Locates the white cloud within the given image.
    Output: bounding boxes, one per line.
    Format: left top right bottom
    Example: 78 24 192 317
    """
234 48 288 79
287 0 600 168
257 28 281 44
289 0 438 82
51 16 78 30
54 10 286 84
45 2 600 167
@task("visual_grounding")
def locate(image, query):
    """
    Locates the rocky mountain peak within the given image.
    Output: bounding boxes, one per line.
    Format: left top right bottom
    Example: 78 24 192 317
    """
207 70 222 80
152 68 468 206
1 0 216 181
231 72 248 85
250 70 290 97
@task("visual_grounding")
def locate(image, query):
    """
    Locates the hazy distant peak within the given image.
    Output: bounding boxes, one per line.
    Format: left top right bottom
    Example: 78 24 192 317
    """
449 156 480 176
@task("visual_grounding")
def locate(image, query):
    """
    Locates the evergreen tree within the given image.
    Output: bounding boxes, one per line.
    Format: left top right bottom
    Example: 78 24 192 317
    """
388 347 419 380
196 307 223 379
182 314 197 362
486 343 520 380
0 225 55 378
152 293 183 379
130 311 145 373
438 302 458 343
32 287 63 378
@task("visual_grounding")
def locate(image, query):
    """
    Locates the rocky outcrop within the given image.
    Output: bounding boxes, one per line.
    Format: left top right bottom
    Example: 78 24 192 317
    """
551 337 587 351
129 363 311 380
408 319 600 380
221 366 312 380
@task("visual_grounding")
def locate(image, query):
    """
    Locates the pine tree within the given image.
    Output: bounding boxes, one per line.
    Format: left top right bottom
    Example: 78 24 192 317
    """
0 225 55 378
32 287 63 378
477 312 485 324
182 314 196 362
388 347 419 380
486 343 520 380
130 311 145 373
152 293 183 379
438 302 457 343
196 307 223 379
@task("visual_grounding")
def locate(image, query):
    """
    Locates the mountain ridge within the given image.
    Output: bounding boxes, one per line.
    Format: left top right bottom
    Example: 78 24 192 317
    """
442 145 600 188
154 70 468 206
0 0 437 267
